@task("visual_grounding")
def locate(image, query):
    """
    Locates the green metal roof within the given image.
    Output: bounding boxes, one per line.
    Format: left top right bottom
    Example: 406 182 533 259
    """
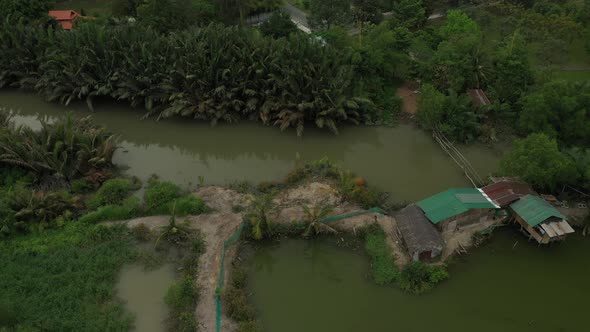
509 195 566 227
416 188 497 224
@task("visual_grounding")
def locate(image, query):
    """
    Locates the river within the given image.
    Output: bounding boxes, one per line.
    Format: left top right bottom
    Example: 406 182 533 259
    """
247 230 590 332
0 90 504 202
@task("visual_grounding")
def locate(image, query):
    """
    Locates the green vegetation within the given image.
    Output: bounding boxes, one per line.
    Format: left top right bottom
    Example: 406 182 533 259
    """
223 265 260 332
245 194 277 240
86 178 139 210
0 112 116 184
0 20 380 136
398 261 449 294
79 197 141 224
260 11 298 38
0 223 135 330
500 133 578 192
302 201 338 237
364 224 398 285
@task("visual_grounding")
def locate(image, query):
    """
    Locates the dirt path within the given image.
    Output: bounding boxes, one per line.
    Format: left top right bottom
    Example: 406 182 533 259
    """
396 82 419 115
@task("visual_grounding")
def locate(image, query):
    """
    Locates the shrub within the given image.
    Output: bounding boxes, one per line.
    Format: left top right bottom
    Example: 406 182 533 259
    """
224 287 255 321
144 178 182 214
70 179 94 194
398 262 449 294
79 197 141 224
87 178 138 210
165 276 196 312
172 195 207 217
364 225 398 285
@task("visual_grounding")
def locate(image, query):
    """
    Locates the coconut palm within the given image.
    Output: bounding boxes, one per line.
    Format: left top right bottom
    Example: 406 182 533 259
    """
246 194 277 240
302 201 337 237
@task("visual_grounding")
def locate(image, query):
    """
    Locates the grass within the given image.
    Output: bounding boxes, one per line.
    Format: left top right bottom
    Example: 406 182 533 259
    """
79 197 141 224
551 70 590 82
53 0 113 16
86 178 140 210
0 223 135 330
364 224 398 285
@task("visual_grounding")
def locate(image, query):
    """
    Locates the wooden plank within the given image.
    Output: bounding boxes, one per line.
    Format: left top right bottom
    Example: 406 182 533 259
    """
557 220 575 234
548 222 565 236
540 223 557 237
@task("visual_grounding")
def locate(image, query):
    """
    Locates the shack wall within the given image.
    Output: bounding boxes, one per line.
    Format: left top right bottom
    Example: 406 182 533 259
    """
437 209 493 233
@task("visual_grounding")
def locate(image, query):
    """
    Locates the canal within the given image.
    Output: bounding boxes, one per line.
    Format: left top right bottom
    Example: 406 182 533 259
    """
1 90 503 203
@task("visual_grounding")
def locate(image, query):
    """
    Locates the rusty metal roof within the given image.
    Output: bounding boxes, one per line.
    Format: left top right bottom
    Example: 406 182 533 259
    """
481 181 537 207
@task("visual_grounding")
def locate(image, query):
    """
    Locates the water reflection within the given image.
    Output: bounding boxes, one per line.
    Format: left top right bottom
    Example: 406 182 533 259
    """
1 90 502 201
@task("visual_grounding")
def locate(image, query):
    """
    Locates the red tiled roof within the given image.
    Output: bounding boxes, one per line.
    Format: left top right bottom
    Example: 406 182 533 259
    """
482 181 537 207
48 10 80 21
48 10 82 30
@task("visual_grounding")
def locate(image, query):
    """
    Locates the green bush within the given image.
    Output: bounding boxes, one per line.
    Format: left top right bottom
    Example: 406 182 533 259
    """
144 178 182 214
87 178 138 210
165 276 196 312
398 262 449 294
70 179 93 194
364 225 398 285
79 197 141 224
172 195 207 216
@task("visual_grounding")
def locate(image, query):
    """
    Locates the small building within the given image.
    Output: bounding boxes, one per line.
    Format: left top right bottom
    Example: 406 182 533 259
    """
395 204 444 262
510 195 575 244
482 180 537 207
416 188 499 232
48 10 83 30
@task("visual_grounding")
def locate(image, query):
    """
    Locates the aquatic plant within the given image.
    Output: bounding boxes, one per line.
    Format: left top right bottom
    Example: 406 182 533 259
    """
246 194 277 240
165 276 198 331
301 201 337 237
0 21 376 136
398 262 449 294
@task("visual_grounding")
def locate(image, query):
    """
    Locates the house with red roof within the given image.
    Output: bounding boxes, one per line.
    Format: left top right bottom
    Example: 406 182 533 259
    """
48 10 85 30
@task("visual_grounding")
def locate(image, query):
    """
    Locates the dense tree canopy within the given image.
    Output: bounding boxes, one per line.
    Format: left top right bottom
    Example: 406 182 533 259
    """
417 84 480 142
0 0 53 22
500 133 578 191
518 80 590 145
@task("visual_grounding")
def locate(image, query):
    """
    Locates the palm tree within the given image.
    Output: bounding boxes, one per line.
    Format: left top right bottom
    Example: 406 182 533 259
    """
246 194 277 240
583 215 590 237
302 201 337 238
154 202 191 248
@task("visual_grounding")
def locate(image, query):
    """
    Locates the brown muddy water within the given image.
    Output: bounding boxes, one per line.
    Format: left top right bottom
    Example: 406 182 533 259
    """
116 264 175 332
0 90 504 203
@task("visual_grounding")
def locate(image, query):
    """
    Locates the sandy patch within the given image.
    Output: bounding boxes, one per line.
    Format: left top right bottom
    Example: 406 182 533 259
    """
440 219 502 261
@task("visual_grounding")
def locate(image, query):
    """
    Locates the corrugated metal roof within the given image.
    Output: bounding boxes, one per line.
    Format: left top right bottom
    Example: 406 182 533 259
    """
481 181 537 207
416 188 497 224
510 195 566 227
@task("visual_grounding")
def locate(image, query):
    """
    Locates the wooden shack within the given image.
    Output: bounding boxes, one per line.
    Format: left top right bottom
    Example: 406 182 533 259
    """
416 188 499 233
510 195 575 244
396 204 444 262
